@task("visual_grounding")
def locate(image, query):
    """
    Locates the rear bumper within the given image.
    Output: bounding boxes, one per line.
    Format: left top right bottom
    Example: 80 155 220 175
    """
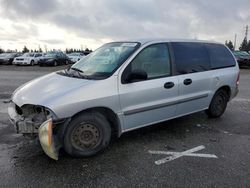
238 60 250 67
230 86 239 100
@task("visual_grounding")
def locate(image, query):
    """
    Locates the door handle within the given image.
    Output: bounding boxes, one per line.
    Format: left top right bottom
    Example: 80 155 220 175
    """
183 79 192 85
164 82 175 89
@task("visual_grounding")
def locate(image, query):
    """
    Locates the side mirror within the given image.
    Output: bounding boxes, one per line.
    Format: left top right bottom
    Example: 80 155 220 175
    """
126 69 148 83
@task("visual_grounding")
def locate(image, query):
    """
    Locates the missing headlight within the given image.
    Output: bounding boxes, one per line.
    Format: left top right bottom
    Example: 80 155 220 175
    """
15 104 23 115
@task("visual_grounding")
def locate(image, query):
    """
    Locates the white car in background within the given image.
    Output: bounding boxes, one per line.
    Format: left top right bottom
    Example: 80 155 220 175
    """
13 53 45 66
67 52 85 63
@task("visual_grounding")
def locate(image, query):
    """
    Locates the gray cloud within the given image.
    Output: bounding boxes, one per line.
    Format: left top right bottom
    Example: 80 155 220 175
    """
40 39 65 44
0 0 250 48
1 0 58 19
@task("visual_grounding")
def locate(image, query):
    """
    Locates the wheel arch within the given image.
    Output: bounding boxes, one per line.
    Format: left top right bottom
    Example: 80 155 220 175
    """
69 107 121 138
215 85 231 101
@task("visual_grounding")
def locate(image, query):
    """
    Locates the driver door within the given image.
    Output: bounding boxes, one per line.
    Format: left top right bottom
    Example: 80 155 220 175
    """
118 43 179 131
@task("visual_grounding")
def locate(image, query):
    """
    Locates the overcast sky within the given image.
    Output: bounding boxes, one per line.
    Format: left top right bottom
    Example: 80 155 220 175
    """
0 0 249 51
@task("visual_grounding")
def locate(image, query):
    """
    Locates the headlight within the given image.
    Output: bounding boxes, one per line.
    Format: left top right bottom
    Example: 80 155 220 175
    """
38 118 59 160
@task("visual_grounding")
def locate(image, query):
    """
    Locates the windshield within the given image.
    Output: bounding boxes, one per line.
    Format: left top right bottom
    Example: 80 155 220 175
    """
23 53 34 57
71 42 140 79
240 51 249 55
2 53 16 58
234 51 249 56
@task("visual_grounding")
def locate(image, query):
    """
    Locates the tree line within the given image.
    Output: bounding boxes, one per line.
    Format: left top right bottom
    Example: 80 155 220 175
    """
225 37 250 51
0 46 93 55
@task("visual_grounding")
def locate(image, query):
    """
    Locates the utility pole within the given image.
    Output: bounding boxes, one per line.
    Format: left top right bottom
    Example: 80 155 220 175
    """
234 34 237 50
245 25 248 41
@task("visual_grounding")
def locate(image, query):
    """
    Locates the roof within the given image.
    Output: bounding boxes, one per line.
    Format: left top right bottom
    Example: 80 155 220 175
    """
120 38 222 45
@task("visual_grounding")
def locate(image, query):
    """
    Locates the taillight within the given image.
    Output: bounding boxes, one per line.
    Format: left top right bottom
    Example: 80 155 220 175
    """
236 72 240 86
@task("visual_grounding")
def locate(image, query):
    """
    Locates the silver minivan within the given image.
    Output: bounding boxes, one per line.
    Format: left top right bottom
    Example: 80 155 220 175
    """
8 39 240 160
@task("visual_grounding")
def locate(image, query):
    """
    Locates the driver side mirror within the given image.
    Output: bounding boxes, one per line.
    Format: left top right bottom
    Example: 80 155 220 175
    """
126 69 148 83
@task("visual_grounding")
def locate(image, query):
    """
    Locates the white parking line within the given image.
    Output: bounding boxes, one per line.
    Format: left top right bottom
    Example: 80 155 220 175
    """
232 98 250 102
149 145 218 165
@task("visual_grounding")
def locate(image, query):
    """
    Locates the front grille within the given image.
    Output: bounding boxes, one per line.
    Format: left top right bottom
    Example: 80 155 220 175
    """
16 58 24 61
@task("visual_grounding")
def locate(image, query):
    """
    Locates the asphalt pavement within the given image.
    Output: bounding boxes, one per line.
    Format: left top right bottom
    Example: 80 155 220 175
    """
0 65 250 187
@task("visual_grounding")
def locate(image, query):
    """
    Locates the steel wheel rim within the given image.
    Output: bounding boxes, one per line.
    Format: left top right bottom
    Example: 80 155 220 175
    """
71 123 101 150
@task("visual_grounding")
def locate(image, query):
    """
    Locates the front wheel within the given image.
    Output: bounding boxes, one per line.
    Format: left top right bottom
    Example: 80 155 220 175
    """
63 112 111 157
206 89 229 118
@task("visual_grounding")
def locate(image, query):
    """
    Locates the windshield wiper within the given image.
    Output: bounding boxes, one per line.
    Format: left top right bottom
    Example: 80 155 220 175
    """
70 67 90 79
71 67 84 73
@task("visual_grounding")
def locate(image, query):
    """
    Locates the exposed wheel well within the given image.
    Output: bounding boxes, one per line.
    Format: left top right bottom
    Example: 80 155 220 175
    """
216 85 231 101
72 107 120 137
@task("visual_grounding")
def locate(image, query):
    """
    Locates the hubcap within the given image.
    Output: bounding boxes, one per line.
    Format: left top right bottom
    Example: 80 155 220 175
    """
71 123 100 150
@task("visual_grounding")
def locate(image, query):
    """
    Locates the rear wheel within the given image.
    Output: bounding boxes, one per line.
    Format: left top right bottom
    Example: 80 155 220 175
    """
206 89 229 118
63 112 111 157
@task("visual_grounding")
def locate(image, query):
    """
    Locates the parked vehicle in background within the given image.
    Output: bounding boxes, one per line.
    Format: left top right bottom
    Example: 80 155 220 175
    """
0 53 22 65
8 39 239 160
232 51 250 68
39 51 70 66
67 52 85 63
13 53 45 66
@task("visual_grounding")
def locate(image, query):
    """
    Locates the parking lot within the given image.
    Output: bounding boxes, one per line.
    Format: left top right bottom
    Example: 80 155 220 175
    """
0 65 250 187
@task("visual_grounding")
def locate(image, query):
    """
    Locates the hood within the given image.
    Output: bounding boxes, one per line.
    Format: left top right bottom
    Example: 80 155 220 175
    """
12 72 94 107
15 56 31 60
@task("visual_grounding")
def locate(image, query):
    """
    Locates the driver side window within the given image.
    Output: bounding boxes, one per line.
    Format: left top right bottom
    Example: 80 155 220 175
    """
130 43 171 79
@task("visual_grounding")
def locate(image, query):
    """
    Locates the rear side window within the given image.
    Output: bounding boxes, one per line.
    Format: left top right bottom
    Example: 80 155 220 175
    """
205 43 236 69
172 42 210 74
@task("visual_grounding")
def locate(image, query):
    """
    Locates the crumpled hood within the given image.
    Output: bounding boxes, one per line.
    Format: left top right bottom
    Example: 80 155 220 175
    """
12 72 94 107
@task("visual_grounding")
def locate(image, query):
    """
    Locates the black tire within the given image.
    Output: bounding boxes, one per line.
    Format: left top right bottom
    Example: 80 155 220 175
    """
53 61 58 66
65 60 69 65
63 112 111 157
30 60 34 66
206 89 229 118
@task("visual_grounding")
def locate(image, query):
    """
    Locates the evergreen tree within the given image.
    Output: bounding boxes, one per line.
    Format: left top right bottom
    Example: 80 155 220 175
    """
247 40 250 52
239 37 248 51
22 46 29 53
225 40 234 50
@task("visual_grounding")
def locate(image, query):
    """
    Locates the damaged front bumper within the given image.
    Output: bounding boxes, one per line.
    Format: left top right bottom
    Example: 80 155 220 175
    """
8 101 61 160
8 102 39 134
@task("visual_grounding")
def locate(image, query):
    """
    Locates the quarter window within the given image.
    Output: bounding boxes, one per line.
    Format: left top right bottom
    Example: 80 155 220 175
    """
172 42 210 74
205 43 236 69
128 43 171 80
